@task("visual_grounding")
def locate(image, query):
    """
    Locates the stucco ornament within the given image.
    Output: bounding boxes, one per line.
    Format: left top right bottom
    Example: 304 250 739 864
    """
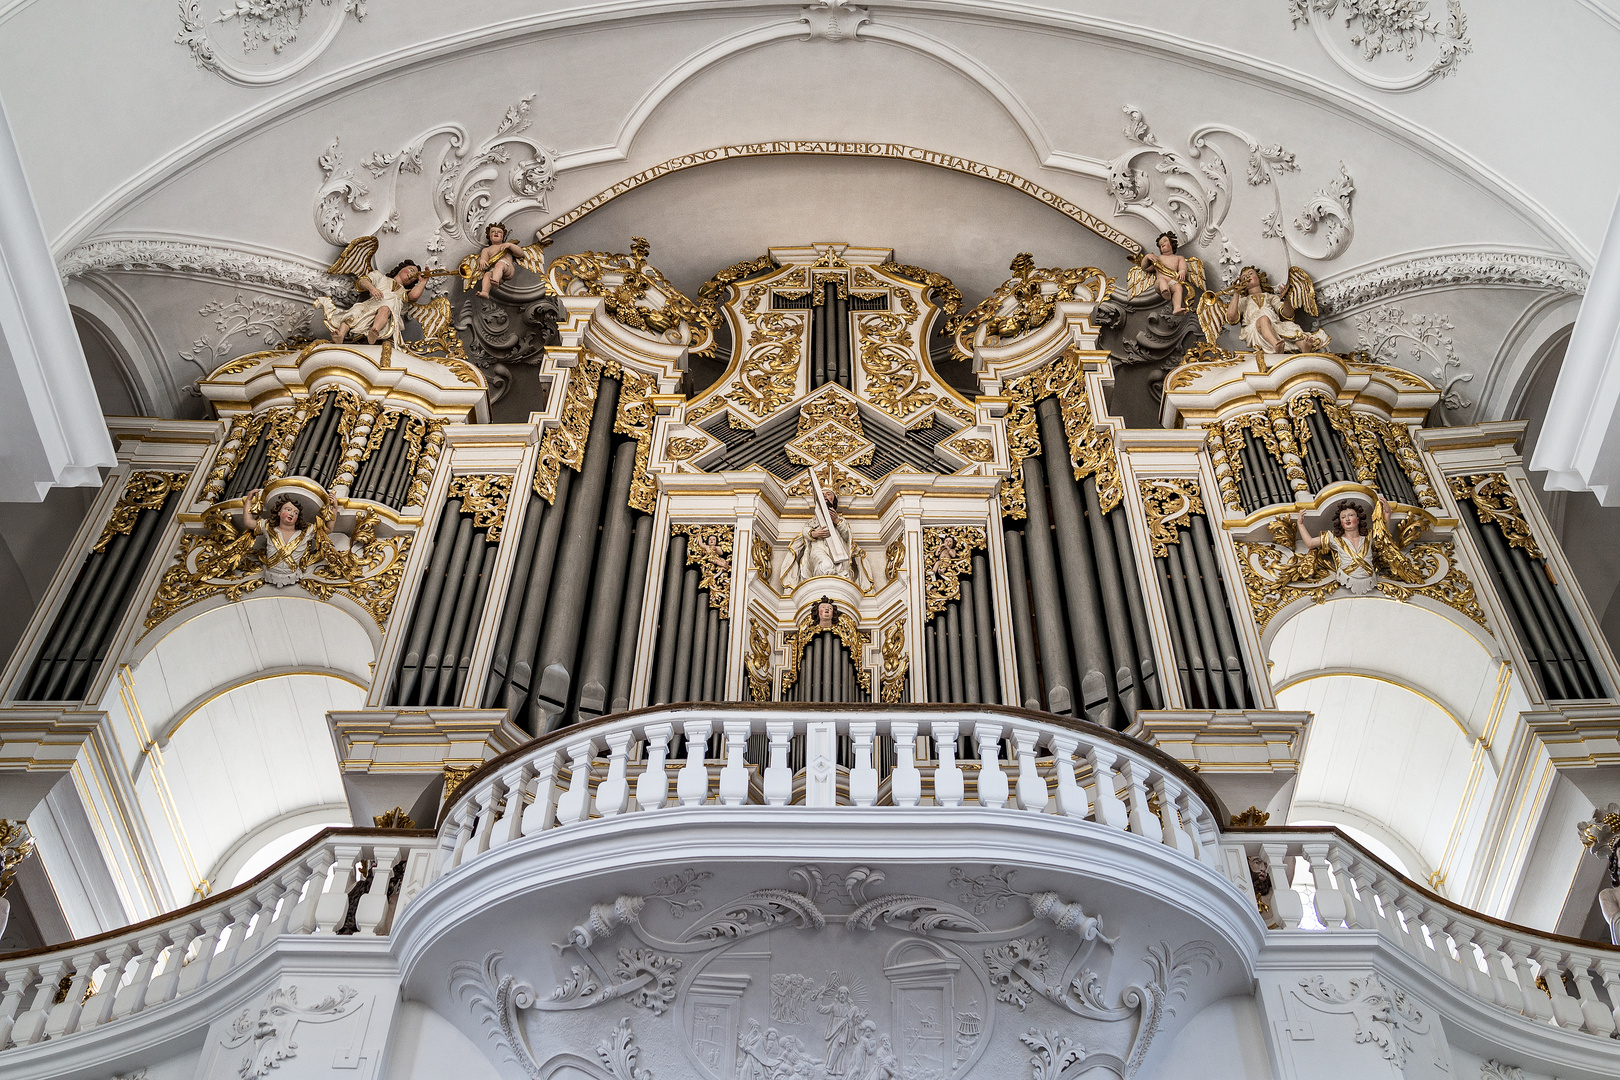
1109 107 1355 284
176 0 367 84
451 865 1219 1080
57 237 354 298
801 0 870 41
1292 973 1436 1070
1316 249 1588 313
218 983 363 1080
1354 305 1472 418
1288 0 1472 90
314 96 559 269
178 293 312 396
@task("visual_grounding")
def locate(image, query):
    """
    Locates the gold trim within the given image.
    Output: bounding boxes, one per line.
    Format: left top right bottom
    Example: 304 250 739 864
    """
672 524 735 618
782 602 871 697
1448 473 1543 558
880 617 909 704
922 526 987 618
93 471 190 553
1139 478 1205 557
448 474 515 543
1000 347 1120 518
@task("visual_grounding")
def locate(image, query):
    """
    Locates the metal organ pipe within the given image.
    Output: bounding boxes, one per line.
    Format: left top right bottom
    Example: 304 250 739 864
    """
609 515 655 712
576 440 640 719
1001 529 1041 709
1190 516 1247 705
417 514 475 705
1110 511 1159 709
482 493 544 707
957 585 981 704
398 500 463 704
1017 456 1075 714
1083 479 1145 715
670 568 700 703
971 553 1000 705
651 533 689 705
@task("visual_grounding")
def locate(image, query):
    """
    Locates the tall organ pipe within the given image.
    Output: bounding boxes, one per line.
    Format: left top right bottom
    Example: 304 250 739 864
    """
971 554 1001 704
651 533 689 705
1035 398 1115 722
396 500 463 704
670 568 700 703
1002 529 1041 709
1018 457 1074 714
609 515 655 712
957 585 981 704
499 464 573 716
482 494 544 705
945 602 965 703
576 440 639 719
1083 479 1144 716
417 515 475 705
1111 511 1159 709
686 589 711 703
434 531 488 705
1190 517 1248 705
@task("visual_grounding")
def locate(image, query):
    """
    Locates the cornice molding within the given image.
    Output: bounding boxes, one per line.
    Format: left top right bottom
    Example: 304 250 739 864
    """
58 236 348 297
1316 248 1589 315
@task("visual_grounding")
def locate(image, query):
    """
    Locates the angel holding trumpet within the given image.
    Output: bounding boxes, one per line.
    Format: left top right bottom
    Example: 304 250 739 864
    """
315 235 452 348
1195 264 1330 354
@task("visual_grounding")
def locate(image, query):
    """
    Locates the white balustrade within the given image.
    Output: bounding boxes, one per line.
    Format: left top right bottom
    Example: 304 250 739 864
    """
0 830 433 1055
1224 828 1620 1042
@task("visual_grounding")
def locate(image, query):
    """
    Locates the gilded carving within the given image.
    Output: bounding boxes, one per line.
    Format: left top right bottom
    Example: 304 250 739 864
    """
1000 348 1121 518
403 418 449 509
746 617 774 702
781 604 871 696
1139 479 1205 558
786 426 873 469
1449 474 1542 558
884 538 905 586
783 463 874 499
448 474 515 543
922 526 988 618
798 392 863 435
1204 426 1244 516
751 536 773 584
442 764 478 802
880 618 909 704
693 254 777 345
202 413 272 502
1165 341 1244 393
876 262 963 325
947 437 994 463
534 362 601 503
949 253 1109 352
93 471 190 553
373 808 416 829
673 524 735 617
724 311 804 419
1 820 35 896
549 237 713 351
602 358 659 512
665 436 710 461
856 310 937 419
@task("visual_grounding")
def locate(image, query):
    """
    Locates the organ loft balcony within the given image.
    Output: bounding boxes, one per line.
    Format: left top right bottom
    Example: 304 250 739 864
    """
3 238 1620 1080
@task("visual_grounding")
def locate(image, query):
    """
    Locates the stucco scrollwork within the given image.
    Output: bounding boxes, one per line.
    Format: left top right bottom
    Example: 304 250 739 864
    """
178 293 312 396
315 96 558 259
1109 107 1355 284
219 983 363 1080
58 237 352 297
1292 972 1435 1070
1287 0 1472 90
1354 305 1472 417
1315 249 1588 314
177 0 367 85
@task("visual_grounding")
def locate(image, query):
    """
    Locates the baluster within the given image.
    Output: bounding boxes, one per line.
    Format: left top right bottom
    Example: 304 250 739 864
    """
556 738 600 824
146 924 195 1006
317 847 364 932
848 722 879 807
931 721 964 808
268 864 311 937
112 934 167 1019
445 802 477 869
1444 921 1490 1002
492 763 535 847
1595 959 1620 1034
720 720 753 806
81 941 136 1028
1563 953 1615 1036
1503 940 1550 1021
677 720 714 807
0 964 36 1046
762 721 793 806
471 779 507 853
218 899 262 972
1011 728 1048 811
1116 759 1157 837
1327 848 1372 930
1532 947 1584 1029
42 949 99 1037
288 850 337 935
637 723 675 810
240 880 285 956
1301 843 1347 929
355 844 400 934
889 721 922 808
1047 733 1089 819
597 730 635 816
523 747 562 834
803 719 837 807
974 722 1009 808
179 912 230 995
1084 746 1128 830
1391 895 1433 963
1262 844 1304 929
1417 905 1462 983
1185 796 1222 868
1152 777 1196 856
1474 932 1521 1012
10 958 65 1045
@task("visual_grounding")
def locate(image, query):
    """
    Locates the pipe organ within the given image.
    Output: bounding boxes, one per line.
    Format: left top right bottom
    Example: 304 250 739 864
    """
6 238 1618 840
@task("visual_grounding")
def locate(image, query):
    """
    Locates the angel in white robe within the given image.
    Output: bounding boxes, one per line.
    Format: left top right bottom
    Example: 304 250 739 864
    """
782 488 869 590
313 235 458 352
1220 265 1329 353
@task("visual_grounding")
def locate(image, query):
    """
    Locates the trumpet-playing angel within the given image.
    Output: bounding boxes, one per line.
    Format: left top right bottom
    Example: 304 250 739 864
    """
1194 264 1330 353
314 235 457 351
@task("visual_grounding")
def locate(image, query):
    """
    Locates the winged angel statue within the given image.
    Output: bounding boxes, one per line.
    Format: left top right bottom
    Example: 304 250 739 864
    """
314 235 460 353
1193 264 1329 354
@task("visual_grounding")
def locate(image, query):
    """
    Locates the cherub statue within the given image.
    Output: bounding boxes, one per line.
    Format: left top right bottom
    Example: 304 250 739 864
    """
1126 231 1202 314
1294 494 1424 596
458 222 550 299
316 235 456 350
244 488 343 588
1196 265 1329 353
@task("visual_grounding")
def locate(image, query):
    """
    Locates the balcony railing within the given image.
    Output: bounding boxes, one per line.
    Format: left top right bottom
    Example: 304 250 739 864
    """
431 703 1230 879
0 829 435 1053
1226 828 1620 1040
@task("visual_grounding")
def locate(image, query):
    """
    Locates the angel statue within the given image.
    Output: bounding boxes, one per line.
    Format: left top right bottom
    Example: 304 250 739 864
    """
1126 231 1201 314
1294 494 1424 597
782 480 872 591
458 222 549 299
1195 265 1330 354
244 487 345 588
315 236 456 351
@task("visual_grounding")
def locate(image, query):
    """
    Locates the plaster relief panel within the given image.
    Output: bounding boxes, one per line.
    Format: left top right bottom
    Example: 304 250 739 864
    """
196 979 386 1080
1262 968 1452 1079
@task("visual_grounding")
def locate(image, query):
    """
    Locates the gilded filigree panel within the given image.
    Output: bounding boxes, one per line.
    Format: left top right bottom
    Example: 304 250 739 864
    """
1449 473 1542 557
672 524 735 617
448 474 515 543
922 526 988 618
1000 348 1122 518
94 472 190 553
781 604 871 696
534 362 601 503
1139 478 1205 558
880 617 909 704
